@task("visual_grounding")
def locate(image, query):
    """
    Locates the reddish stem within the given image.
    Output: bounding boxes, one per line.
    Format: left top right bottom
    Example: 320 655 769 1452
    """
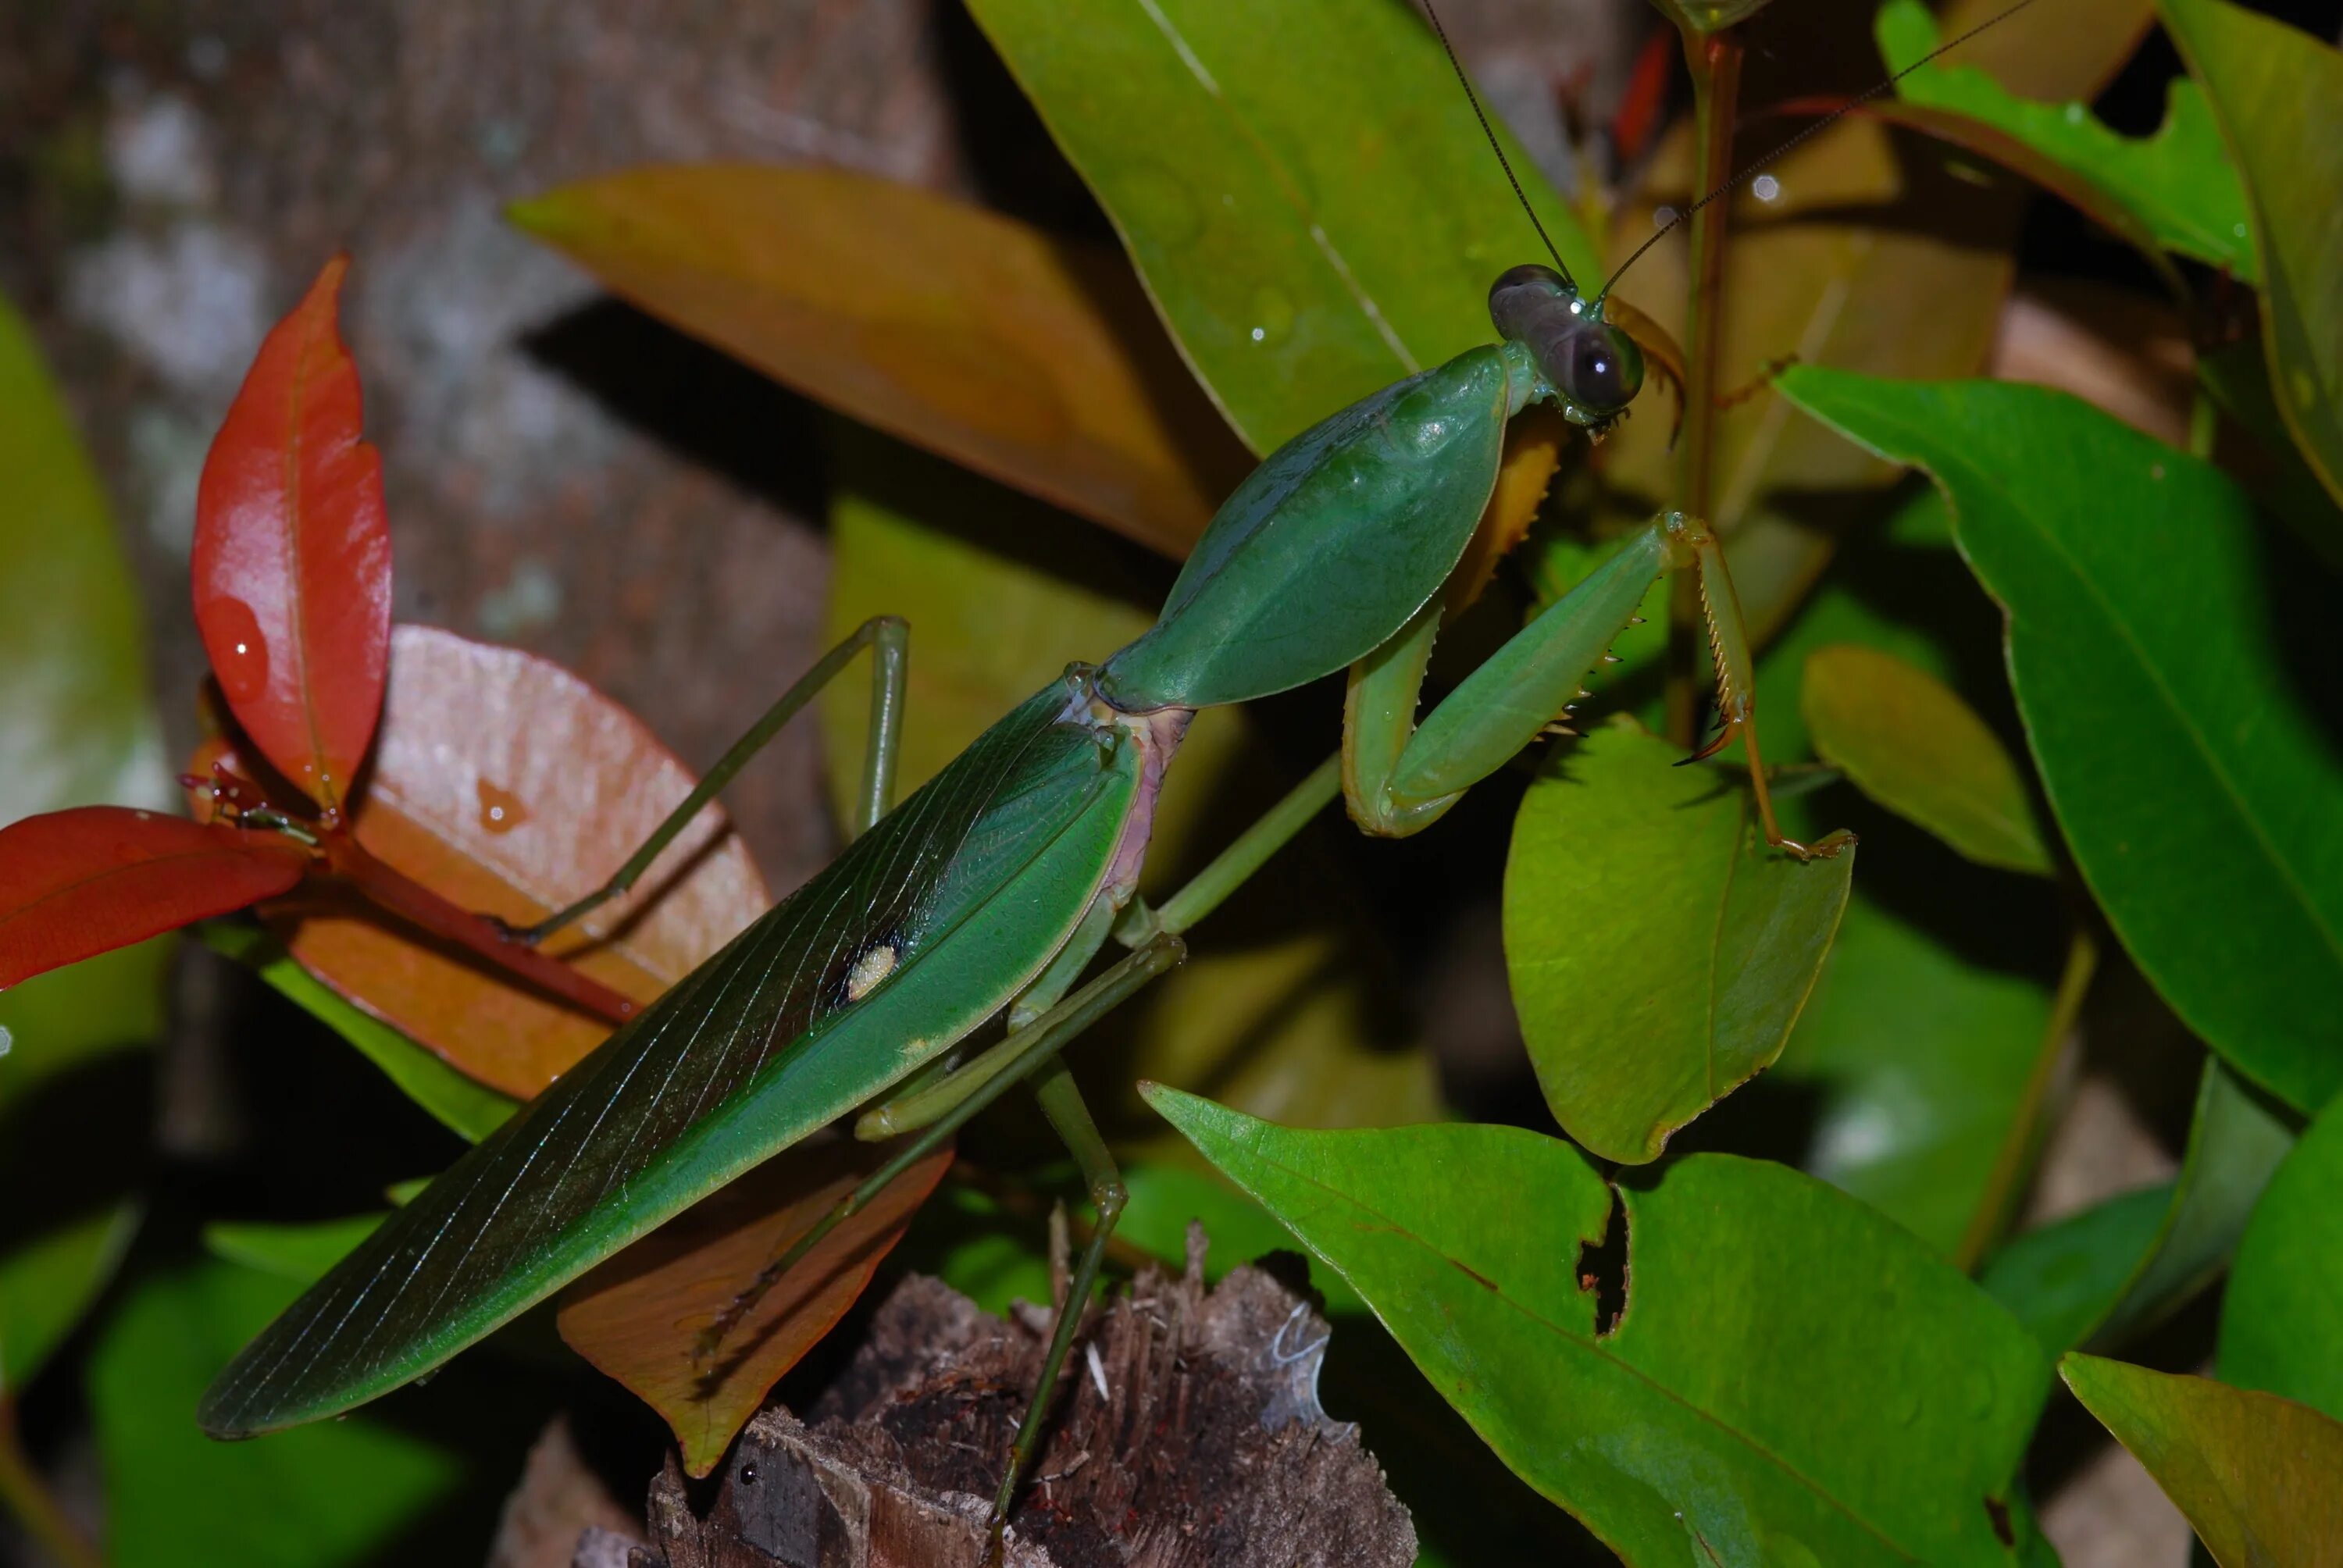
318 831 638 1025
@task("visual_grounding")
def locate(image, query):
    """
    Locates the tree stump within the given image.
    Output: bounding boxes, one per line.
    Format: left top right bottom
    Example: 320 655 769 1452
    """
584 1228 1415 1568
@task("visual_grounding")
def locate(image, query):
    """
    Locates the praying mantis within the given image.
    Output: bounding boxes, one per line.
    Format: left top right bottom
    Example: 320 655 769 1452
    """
194 0 2100 1537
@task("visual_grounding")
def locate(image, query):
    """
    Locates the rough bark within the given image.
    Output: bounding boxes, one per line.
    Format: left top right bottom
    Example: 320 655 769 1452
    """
592 1232 1414 1568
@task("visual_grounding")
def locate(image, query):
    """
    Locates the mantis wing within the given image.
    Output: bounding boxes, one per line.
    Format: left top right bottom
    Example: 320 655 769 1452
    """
202 679 1143 1435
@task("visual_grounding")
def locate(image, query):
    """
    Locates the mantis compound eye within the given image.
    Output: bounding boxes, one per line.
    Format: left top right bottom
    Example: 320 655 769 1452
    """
1555 320 1642 417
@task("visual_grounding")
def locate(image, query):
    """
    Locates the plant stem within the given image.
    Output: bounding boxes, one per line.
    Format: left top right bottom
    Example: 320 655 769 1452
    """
1952 923 2102 1271
319 832 638 1025
1666 25 1745 748
0 1401 105 1568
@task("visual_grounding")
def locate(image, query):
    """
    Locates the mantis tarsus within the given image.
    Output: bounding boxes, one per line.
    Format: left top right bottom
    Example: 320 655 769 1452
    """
196 0 2113 1540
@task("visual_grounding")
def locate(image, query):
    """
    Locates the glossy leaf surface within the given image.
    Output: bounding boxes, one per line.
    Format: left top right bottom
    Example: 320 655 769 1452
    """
277 625 767 1097
199 922 517 1143
0 287 172 1098
0 1202 138 1395
201 682 1137 1435
191 256 390 814
1774 897 2052 1260
2061 1355 2343 1564
95 1260 465 1568
965 0 1599 454
1505 721 1854 1163
510 165 1244 558
2218 1091 2343 1420
0 807 308 989
558 1135 952 1477
1881 0 2251 280
2161 0 2343 513
1802 643 2051 875
1780 369 2343 1112
1983 1059 2293 1352
1145 1089 2048 1566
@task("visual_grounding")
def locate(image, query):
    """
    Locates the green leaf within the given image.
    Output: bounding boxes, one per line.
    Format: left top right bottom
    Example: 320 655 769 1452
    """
1980 1185 2172 1359
1802 644 2052 876
2160 0 2343 515
1115 1160 1363 1315
204 1215 385 1285
197 923 517 1144
1144 1089 2050 1565
2218 1089 2343 1420
2061 1354 2343 1563
1983 1058 2294 1352
1881 0 2252 280
963 0 1599 454
0 1202 138 1395
1779 369 2343 1112
1504 721 1855 1163
0 287 169 1107
1774 898 2053 1260
92 1260 465 1568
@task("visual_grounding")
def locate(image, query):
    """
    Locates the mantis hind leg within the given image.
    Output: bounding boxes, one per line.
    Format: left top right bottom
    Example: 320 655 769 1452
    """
508 615 909 945
689 934 1185 1383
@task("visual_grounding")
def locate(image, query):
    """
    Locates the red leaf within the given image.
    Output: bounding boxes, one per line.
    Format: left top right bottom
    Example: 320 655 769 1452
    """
0 807 309 989
194 255 391 818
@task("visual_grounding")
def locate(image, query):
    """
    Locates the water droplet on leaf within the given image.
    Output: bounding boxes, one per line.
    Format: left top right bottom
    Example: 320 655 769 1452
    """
210 598 271 704
476 779 530 834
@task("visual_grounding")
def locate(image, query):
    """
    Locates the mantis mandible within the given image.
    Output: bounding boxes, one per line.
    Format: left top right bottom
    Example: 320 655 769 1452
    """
194 0 1984 1535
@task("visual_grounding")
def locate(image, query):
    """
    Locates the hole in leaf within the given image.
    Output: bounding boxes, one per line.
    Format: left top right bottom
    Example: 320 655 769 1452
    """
1576 1185 1628 1338
1984 1496 2014 1547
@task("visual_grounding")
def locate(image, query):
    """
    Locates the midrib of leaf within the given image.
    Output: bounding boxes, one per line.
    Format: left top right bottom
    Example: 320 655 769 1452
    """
0 843 293 925
1912 428 2343 975
1127 0 1419 384
1249 1149 1925 1560
286 323 333 809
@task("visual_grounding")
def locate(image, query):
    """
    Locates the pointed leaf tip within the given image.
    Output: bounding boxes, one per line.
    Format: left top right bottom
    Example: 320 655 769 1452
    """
194 255 391 816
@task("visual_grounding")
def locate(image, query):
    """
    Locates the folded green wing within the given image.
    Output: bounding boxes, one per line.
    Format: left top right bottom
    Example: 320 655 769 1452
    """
201 679 1141 1435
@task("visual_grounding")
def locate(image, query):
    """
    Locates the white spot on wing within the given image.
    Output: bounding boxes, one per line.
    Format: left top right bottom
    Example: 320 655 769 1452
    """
846 943 898 1002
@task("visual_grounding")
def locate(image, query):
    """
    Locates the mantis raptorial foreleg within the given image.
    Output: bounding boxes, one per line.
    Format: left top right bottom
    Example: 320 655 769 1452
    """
1344 511 1852 859
511 614 910 946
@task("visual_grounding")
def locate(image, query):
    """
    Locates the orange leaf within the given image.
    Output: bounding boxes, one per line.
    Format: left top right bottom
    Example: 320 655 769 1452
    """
558 1135 955 1477
509 164 1250 559
0 806 308 988
273 625 768 1096
192 256 391 815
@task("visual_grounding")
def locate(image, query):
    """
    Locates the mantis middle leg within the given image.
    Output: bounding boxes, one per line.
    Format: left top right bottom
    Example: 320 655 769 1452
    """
510 615 909 945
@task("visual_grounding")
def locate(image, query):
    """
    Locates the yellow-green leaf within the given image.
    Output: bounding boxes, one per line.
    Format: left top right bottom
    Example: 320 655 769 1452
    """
2062 1354 2343 1565
511 164 1244 558
1802 643 2052 875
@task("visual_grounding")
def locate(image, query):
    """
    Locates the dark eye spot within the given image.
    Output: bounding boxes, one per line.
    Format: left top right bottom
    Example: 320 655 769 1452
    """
1556 324 1638 415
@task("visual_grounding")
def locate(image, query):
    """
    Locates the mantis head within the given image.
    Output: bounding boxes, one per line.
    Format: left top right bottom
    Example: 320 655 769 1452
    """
1489 265 1644 430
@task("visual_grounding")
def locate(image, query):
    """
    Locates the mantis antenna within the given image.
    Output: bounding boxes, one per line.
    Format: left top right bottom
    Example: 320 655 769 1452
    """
1596 0 2045 303
1418 0 1581 293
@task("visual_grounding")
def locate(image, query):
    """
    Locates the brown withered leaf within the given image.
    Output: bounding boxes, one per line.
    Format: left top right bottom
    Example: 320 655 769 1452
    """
510 164 1250 560
272 624 769 1097
557 1135 954 1477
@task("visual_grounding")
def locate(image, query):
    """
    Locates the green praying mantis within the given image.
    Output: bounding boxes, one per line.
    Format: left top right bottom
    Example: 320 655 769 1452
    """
192 0 2079 1534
